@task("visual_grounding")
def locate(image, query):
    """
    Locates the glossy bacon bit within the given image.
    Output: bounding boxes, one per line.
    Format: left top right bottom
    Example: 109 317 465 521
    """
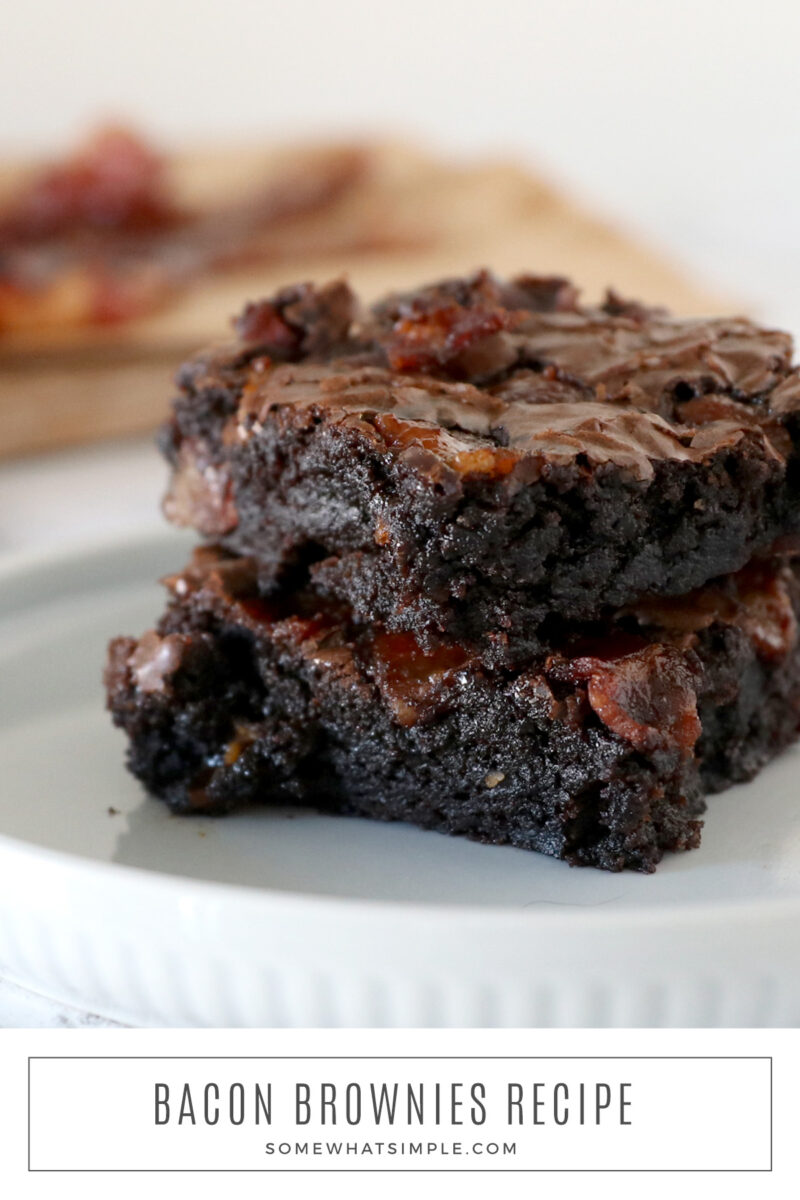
449 444 518 476
371 410 456 454
0 126 181 242
370 631 470 726
234 300 300 352
384 303 517 374
369 269 525 376
564 645 701 756
233 281 358 358
372 412 518 477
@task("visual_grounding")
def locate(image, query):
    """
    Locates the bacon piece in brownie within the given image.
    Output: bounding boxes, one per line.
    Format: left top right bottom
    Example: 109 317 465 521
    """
106 547 800 872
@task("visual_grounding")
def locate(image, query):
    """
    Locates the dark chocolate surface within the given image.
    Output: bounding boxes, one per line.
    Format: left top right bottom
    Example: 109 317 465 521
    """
161 273 800 662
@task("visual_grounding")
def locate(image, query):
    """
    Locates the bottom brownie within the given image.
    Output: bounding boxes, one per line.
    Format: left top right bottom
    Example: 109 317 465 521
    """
105 549 800 872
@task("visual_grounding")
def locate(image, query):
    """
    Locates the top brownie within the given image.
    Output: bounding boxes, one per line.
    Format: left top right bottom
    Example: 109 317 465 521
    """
160 271 800 664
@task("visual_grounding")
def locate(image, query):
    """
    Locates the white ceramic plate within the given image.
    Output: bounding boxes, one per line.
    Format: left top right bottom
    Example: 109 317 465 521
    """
1 531 799 1027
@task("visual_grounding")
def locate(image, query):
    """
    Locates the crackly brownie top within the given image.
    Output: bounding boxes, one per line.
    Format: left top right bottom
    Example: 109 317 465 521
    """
174 271 800 484
112 546 798 760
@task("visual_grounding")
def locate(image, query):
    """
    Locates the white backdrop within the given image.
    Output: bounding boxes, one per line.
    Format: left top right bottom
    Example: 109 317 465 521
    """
1 0 799 319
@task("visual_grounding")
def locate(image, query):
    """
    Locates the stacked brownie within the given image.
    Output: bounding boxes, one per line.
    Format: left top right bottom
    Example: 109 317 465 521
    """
106 271 800 870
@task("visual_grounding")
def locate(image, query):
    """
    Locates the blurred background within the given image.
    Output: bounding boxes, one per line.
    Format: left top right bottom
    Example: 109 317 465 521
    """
4 0 798 307
1 0 799 554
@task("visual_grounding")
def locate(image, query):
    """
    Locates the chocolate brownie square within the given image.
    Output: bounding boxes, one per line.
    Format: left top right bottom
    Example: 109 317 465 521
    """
160 273 800 665
105 547 800 872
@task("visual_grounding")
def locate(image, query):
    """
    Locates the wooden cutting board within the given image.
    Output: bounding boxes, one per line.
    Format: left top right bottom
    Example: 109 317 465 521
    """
0 141 725 458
